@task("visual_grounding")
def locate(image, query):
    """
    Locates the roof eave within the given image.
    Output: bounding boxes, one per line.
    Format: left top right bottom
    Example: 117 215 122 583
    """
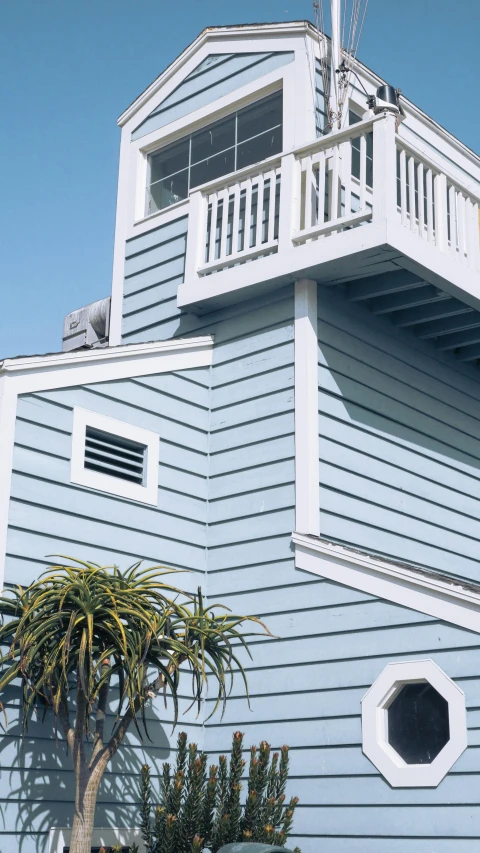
117 20 316 127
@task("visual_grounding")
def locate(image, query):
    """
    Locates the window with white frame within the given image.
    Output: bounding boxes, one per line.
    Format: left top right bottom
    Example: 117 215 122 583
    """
70 408 159 506
362 660 467 787
145 90 283 214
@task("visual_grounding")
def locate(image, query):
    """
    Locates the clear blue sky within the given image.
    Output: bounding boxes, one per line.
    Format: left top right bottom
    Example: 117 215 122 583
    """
0 0 478 358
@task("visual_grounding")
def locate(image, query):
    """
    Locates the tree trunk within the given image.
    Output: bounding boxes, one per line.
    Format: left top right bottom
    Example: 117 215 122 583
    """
69 769 102 853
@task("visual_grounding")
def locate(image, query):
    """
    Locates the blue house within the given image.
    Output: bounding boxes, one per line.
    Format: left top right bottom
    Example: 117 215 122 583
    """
1 19 480 853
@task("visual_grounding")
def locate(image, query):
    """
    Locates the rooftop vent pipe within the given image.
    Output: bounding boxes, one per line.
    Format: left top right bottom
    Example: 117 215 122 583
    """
62 296 111 352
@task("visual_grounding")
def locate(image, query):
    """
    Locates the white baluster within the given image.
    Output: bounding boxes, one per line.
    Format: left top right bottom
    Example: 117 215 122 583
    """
457 191 466 264
342 140 352 218
317 150 326 225
219 188 230 261
434 173 448 251
208 192 218 262
254 173 265 248
472 202 480 271
399 149 407 226
448 184 457 255
426 168 434 244
417 162 424 238
243 177 253 250
304 155 313 231
230 183 241 258
266 168 277 244
408 155 416 232
330 147 340 223
359 133 367 210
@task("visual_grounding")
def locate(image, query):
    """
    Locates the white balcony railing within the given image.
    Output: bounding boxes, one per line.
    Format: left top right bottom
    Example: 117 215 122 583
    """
183 112 480 291
396 138 480 270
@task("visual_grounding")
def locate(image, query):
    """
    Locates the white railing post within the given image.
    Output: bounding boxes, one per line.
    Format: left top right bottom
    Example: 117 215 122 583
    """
278 152 301 250
183 189 206 283
372 111 397 224
434 173 448 252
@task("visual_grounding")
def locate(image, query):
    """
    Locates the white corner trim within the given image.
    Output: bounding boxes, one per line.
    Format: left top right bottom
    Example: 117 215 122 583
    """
293 532 480 634
294 280 320 536
71 408 160 506
0 336 213 593
50 826 145 852
362 659 467 787
0 375 17 593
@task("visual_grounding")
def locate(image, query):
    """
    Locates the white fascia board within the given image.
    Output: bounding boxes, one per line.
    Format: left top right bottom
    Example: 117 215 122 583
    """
0 336 213 592
0 336 213 384
178 219 389 308
293 532 480 634
117 21 314 127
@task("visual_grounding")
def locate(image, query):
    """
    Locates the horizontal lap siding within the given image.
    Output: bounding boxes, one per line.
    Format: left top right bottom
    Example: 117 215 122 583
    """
203 285 480 851
2 369 210 851
318 285 480 584
5 369 209 587
122 216 188 342
131 52 294 140
204 583 480 852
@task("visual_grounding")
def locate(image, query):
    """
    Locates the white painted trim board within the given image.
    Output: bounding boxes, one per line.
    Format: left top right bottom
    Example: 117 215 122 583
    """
293 532 480 634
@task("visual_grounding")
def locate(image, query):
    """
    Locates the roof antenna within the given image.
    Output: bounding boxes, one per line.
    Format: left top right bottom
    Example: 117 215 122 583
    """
314 0 369 130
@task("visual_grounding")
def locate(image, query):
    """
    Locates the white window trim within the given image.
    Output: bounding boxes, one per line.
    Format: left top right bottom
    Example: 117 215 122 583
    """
362 659 467 787
49 826 145 852
71 407 159 506
109 31 317 345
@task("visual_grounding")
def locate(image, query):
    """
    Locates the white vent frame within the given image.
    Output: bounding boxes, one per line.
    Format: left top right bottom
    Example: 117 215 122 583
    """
71 408 159 505
362 659 467 787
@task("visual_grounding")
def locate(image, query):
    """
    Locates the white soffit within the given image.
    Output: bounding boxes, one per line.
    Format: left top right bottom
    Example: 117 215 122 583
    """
293 532 480 634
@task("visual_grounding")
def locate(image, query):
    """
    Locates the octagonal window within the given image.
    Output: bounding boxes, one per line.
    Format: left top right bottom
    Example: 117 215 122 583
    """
387 682 450 764
362 660 467 787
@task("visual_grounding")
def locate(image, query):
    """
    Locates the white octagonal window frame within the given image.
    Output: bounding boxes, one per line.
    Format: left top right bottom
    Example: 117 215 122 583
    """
362 659 467 787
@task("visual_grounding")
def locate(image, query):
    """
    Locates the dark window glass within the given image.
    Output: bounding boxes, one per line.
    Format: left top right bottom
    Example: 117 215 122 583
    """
147 91 283 213
148 169 189 213
149 138 189 183
387 682 450 764
190 148 236 189
237 92 283 143
237 126 282 170
191 115 235 164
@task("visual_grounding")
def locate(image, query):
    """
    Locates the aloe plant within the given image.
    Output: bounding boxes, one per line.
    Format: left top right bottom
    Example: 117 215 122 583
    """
140 731 301 852
0 560 268 853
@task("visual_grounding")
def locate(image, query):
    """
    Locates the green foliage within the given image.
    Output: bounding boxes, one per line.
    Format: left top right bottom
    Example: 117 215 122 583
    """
0 561 267 736
0 559 269 853
140 731 301 853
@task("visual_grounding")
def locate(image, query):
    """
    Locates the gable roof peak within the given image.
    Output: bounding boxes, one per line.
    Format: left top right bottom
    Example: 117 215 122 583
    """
118 19 318 126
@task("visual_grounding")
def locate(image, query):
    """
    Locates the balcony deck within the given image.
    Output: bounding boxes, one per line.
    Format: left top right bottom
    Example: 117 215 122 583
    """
175 110 480 358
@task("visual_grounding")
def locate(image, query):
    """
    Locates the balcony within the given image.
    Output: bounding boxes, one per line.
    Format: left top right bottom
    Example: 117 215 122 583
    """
178 111 480 334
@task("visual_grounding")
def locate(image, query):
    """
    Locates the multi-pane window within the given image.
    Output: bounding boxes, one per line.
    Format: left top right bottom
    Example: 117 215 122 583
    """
146 91 283 215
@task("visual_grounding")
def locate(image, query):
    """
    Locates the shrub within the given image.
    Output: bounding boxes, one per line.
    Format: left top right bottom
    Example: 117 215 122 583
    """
140 731 301 853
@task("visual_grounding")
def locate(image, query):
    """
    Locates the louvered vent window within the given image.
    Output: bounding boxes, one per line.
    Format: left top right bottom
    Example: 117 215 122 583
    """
84 426 147 486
